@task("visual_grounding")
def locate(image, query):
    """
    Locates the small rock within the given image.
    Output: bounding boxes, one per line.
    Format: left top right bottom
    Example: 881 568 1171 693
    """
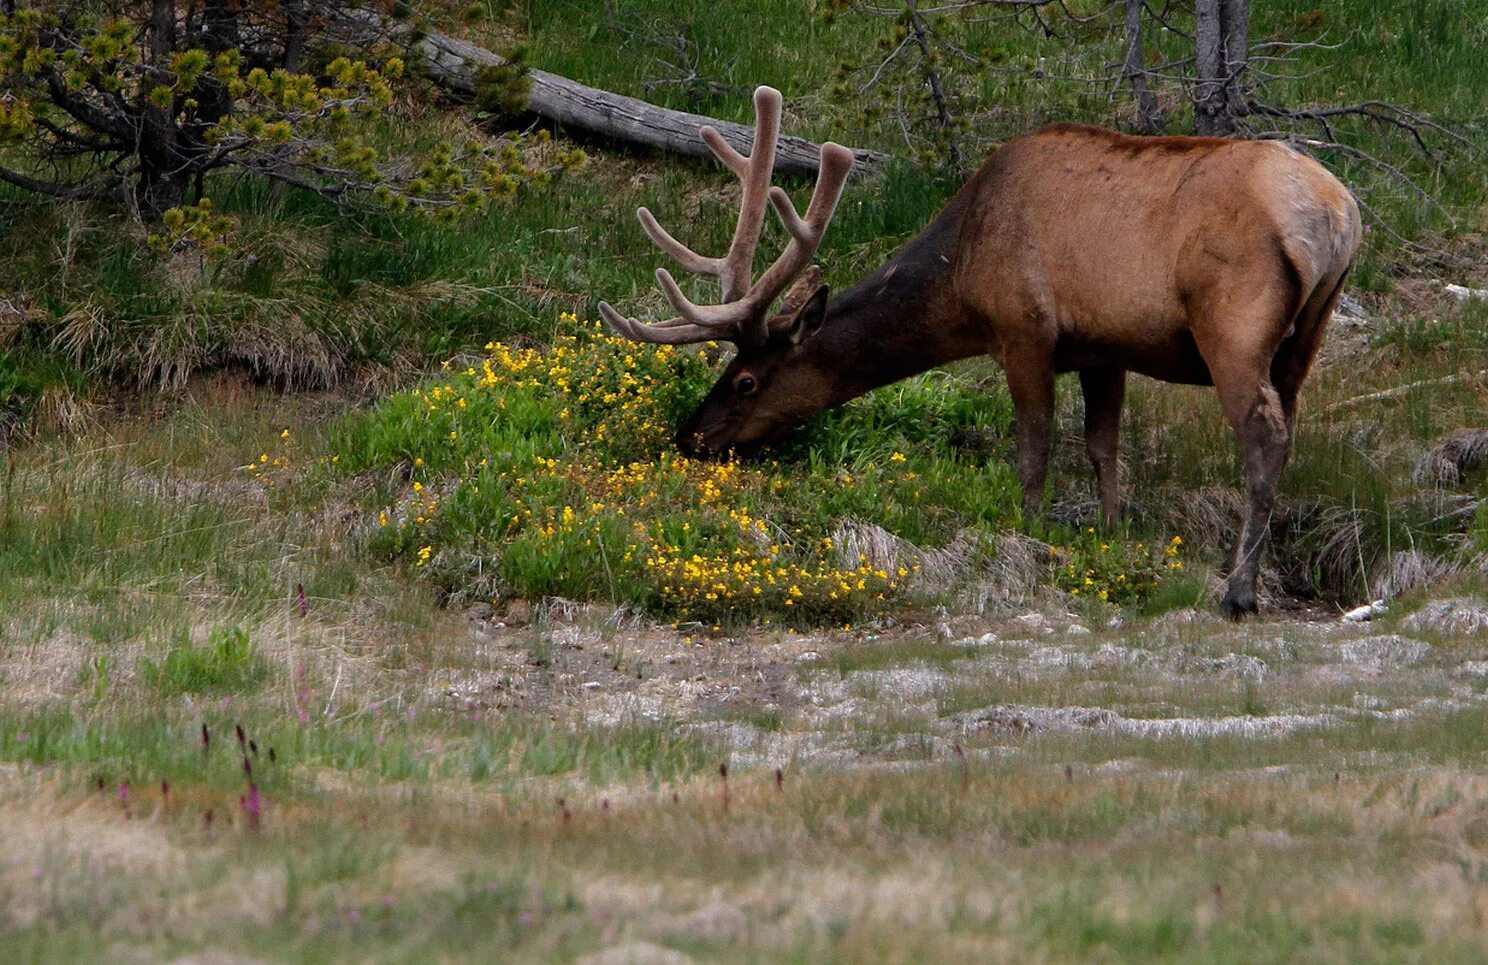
582 681 603 691
1225 826 1295 849
1335 292 1368 318
1151 607 1213 628
503 599 532 627
1403 599 1488 639
1341 600 1387 622
1065 624 1091 636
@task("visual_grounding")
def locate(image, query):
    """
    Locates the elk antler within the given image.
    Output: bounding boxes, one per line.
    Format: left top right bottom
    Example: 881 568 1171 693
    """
598 86 854 347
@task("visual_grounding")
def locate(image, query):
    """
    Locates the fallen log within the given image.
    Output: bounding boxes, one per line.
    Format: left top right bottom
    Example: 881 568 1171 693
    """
333 12 887 177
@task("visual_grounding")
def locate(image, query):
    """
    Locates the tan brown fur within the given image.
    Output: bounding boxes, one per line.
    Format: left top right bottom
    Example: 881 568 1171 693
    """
602 88 1361 618
673 124 1360 618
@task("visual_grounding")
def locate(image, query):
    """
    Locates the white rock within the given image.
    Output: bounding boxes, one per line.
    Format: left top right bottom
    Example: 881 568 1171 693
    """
1341 600 1387 622
1443 282 1488 302
681 901 748 943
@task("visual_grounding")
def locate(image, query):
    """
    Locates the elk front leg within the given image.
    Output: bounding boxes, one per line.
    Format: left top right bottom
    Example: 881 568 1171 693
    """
1004 353 1056 525
1079 367 1126 526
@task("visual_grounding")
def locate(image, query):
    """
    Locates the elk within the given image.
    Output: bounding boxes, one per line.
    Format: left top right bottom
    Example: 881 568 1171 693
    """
599 86 1361 618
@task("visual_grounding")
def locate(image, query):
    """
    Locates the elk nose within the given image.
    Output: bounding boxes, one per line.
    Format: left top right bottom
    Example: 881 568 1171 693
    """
675 427 707 459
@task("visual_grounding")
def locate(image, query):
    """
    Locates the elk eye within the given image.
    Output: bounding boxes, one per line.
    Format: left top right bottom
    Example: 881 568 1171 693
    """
735 375 758 396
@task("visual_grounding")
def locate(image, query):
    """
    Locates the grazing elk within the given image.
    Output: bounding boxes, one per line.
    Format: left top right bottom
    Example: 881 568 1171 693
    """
599 86 1361 618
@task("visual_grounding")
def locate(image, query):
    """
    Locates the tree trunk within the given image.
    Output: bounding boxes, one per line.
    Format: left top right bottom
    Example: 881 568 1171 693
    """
1193 0 1249 137
1123 0 1163 134
1193 0 1227 136
1220 0 1251 121
138 0 184 215
283 0 309 73
400 23 886 177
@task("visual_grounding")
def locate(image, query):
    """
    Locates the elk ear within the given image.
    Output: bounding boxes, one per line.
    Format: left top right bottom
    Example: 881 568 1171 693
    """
779 265 823 315
782 284 828 346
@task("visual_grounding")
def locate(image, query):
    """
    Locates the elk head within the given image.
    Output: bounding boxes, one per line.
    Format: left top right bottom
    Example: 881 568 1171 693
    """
598 86 854 459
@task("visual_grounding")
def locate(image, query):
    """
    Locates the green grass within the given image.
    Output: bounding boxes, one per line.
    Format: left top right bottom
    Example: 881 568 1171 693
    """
0 702 713 792
141 625 266 696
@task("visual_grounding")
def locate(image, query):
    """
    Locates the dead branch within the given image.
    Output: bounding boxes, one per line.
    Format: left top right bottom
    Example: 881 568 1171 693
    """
1319 371 1488 417
1248 99 1475 156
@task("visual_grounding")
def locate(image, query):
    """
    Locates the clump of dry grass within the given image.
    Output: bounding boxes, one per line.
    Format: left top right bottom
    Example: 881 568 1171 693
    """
1372 549 1460 599
1402 597 1488 638
831 519 1046 605
1415 428 1488 486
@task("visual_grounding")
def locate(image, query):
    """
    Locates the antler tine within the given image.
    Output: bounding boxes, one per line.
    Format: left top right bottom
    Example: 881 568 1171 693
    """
767 142 854 247
736 142 854 326
636 207 723 276
715 85 782 302
654 269 755 329
597 301 734 346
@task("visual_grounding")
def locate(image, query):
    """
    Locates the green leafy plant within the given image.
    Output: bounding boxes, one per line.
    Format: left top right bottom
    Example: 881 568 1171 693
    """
1049 529 1183 606
142 625 265 695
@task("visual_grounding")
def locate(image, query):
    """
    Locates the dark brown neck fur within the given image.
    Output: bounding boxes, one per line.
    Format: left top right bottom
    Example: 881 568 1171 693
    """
803 188 984 404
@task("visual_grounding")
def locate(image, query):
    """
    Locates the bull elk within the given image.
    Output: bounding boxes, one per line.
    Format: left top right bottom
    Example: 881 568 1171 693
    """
598 86 1361 618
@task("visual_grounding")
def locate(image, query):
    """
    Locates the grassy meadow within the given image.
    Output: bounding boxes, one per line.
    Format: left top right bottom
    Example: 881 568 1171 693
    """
1 0 1487 959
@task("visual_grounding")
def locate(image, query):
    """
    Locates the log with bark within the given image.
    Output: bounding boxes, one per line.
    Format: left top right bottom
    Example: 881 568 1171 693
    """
417 30 885 176
359 16 887 177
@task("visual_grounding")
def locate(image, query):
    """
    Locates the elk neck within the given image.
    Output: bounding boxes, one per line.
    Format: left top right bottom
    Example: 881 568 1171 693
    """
803 191 983 405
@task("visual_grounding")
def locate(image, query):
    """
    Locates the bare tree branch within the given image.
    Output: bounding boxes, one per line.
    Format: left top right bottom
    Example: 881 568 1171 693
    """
0 165 115 200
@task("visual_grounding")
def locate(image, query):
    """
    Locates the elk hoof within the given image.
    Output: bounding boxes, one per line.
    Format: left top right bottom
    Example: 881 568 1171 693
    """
1219 586 1257 621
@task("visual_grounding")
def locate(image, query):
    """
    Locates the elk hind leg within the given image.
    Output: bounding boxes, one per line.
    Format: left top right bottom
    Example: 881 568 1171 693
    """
1196 293 1296 619
1080 367 1126 526
1220 380 1290 618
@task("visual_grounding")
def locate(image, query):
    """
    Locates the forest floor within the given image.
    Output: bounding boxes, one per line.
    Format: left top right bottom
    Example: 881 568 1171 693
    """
6 569 1488 960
